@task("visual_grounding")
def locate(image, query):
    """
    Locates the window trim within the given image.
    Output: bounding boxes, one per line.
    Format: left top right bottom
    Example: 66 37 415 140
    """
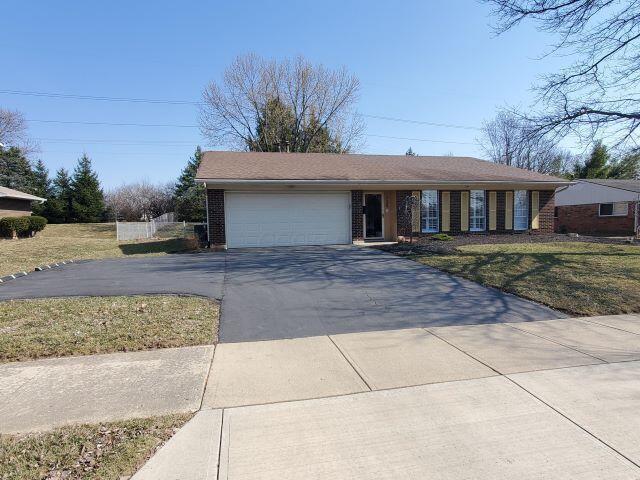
598 202 627 217
469 190 486 232
514 190 529 231
420 190 439 233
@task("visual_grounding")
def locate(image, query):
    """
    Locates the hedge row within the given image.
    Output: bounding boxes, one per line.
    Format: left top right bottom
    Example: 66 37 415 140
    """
0 216 48 238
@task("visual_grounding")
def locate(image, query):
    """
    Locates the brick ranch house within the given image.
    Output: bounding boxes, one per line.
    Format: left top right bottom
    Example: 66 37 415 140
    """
195 152 570 248
0 186 45 218
555 179 640 236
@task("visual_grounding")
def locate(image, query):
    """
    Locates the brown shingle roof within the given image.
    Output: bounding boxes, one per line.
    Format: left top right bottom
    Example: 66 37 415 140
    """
196 151 568 184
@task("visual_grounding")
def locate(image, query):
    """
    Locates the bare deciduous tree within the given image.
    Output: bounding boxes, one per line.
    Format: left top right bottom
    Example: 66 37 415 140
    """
105 181 174 221
480 111 576 174
200 54 364 153
0 108 39 156
485 0 640 147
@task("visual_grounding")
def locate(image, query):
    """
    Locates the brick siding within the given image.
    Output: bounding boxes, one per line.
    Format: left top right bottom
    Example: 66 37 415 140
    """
394 189 555 239
537 190 555 234
496 191 506 231
555 202 635 235
396 191 413 237
351 190 363 242
206 189 225 246
449 191 461 234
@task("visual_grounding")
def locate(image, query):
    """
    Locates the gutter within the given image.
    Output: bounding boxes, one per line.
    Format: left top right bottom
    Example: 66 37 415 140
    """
196 178 572 187
0 195 46 204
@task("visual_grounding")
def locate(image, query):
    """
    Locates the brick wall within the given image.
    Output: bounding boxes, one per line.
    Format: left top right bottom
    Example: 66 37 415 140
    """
0 198 32 218
537 190 555 234
394 189 555 239
206 189 225 246
351 190 363 242
396 191 412 237
555 202 635 235
449 191 461 234
496 191 506 231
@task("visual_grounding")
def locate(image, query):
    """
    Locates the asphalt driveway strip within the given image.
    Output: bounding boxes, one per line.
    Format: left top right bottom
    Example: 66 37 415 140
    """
0 253 226 300
220 246 563 342
0 246 563 342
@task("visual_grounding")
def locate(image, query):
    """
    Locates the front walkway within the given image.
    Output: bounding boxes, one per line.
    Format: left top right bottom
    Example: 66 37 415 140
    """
0 346 214 433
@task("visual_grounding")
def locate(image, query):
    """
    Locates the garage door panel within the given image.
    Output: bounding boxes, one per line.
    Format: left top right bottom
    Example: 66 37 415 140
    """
225 192 351 248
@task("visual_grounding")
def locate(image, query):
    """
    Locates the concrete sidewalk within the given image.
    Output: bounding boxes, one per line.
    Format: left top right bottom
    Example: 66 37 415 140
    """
0 345 214 433
135 362 640 480
131 314 640 479
4 314 639 435
204 315 639 408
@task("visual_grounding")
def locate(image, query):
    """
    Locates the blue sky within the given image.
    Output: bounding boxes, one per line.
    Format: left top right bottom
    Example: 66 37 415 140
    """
1 0 564 188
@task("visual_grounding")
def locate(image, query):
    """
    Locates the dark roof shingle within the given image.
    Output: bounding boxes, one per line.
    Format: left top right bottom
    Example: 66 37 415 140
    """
196 151 568 183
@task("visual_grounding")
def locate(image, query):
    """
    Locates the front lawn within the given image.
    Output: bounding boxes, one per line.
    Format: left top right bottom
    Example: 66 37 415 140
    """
406 242 639 316
0 295 219 363
0 414 190 480
0 223 197 277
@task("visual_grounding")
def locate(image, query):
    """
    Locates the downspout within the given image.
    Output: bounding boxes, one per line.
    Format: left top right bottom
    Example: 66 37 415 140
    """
204 183 210 247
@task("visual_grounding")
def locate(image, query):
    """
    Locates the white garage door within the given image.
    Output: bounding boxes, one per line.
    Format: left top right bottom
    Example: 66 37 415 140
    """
225 192 351 248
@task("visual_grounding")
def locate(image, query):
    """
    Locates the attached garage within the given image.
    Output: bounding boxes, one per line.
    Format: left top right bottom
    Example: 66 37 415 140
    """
224 192 351 248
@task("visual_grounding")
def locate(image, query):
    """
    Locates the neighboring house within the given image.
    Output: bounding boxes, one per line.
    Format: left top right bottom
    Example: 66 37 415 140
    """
195 152 569 248
555 179 640 236
0 186 45 217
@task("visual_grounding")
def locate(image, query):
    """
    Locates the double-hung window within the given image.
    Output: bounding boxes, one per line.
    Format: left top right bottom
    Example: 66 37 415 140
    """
469 190 485 231
514 190 529 230
599 202 627 216
421 190 439 233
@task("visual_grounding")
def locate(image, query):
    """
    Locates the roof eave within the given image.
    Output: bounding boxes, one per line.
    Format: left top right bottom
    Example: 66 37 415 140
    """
195 178 571 187
0 194 46 203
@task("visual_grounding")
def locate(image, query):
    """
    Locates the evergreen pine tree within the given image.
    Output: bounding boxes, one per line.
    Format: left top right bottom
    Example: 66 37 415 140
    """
609 152 640 179
70 154 105 222
0 146 35 192
31 159 53 217
174 146 206 222
405 147 418 156
574 141 610 178
49 168 73 223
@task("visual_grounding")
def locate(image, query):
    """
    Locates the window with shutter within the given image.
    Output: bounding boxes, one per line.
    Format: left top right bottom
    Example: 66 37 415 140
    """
420 190 439 233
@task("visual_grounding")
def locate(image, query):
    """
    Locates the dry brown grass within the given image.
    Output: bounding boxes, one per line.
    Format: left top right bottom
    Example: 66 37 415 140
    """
0 414 191 480
0 295 218 363
411 242 640 316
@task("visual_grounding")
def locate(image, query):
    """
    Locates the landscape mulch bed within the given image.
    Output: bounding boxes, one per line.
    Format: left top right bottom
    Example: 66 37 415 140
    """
377 233 637 255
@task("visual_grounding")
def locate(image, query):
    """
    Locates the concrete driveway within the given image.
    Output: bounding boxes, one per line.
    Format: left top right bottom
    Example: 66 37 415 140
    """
0 246 561 342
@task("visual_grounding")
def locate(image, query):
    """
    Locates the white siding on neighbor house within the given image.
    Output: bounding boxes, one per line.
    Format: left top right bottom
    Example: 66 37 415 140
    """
224 191 351 248
556 181 639 206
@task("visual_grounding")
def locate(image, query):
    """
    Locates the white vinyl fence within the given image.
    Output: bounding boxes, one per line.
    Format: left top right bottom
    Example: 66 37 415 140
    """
116 212 190 241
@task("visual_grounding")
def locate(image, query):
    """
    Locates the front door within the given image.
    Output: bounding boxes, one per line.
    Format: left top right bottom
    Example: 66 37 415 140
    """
364 193 383 239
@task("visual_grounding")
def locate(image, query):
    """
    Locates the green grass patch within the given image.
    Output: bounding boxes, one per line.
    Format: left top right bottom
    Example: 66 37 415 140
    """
0 295 218 363
0 223 197 277
0 414 190 480
431 233 453 241
411 242 640 316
